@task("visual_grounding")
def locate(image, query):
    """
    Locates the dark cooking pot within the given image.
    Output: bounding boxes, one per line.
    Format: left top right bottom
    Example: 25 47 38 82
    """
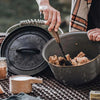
0 19 63 75
42 32 100 85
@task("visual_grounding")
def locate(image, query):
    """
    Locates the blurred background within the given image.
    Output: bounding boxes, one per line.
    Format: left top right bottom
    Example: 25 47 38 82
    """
0 0 71 33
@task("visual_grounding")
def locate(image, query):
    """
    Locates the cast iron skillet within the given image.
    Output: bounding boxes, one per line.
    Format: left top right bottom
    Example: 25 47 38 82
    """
42 32 100 85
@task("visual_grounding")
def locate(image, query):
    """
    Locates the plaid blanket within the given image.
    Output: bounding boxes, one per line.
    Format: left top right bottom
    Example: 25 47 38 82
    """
69 0 92 32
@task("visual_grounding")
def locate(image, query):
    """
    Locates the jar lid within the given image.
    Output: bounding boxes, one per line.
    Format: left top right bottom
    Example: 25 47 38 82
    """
1 26 52 75
0 57 6 61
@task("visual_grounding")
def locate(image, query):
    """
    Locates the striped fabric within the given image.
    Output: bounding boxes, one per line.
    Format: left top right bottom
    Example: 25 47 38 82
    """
69 0 92 32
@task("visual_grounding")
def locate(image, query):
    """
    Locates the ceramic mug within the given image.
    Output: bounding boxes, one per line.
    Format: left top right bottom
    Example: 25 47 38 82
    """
9 75 43 94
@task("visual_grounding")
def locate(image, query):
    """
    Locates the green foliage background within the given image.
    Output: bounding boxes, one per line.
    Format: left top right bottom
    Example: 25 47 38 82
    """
0 0 71 32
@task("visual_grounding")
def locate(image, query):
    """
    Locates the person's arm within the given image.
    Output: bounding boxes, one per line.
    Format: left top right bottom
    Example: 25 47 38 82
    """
36 0 61 32
88 28 100 41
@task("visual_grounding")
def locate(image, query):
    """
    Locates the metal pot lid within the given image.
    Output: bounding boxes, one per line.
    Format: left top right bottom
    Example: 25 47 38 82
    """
1 26 52 75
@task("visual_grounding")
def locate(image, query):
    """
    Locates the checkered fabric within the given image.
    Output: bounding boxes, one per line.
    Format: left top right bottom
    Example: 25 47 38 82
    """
69 0 92 32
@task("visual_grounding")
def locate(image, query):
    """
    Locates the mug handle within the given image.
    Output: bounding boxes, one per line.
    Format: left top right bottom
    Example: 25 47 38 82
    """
29 77 43 84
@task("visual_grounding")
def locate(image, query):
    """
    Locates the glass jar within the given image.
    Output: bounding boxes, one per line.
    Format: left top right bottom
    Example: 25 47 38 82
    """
0 57 7 80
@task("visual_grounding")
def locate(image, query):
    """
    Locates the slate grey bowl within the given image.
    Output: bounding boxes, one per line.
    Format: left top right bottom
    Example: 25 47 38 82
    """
42 32 100 85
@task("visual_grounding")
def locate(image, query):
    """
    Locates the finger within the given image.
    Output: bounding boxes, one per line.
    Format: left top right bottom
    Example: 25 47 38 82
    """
94 28 100 31
45 10 53 25
88 28 98 33
96 35 100 41
54 11 61 32
93 32 99 41
94 29 100 34
48 11 57 32
88 31 97 41
43 9 49 20
88 31 95 40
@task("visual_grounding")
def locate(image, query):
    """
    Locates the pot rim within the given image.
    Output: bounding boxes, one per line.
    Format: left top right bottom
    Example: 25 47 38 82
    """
42 31 100 68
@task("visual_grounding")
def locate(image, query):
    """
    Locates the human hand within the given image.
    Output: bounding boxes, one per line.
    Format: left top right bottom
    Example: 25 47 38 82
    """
39 5 61 32
87 28 100 41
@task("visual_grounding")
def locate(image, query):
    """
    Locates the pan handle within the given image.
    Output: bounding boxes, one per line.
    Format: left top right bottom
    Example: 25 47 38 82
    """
6 19 64 35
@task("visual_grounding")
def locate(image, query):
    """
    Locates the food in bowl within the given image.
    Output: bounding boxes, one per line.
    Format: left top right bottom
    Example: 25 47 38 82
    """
49 52 90 66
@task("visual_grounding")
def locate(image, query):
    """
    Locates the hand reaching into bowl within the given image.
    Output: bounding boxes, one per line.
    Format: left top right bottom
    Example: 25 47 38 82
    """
36 0 61 32
88 28 100 41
